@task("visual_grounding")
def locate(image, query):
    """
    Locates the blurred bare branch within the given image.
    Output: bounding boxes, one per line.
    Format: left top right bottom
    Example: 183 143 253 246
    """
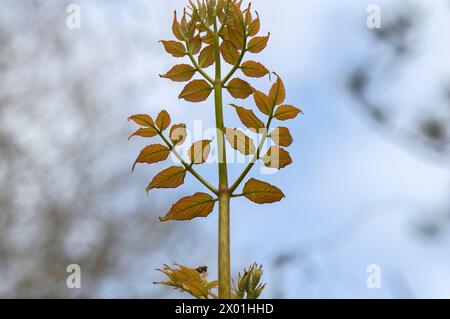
347 2 450 244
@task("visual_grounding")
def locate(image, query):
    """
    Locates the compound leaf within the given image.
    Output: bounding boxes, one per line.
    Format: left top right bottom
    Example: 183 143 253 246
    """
274 105 303 121
170 124 187 146
247 12 260 36
240 61 269 78
242 178 285 204
189 139 212 164
262 146 292 169
270 127 293 147
132 144 170 171
228 26 245 50
227 78 253 99
172 11 185 41
160 193 216 221
225 128 256 155
160 64 196 82
190 35 202 55
202 32 214 45
269 74 286 106
247 33 270 53
179 80 213 102
198 45 215 68
146 166 186 192
154 263 217 299
253 90 272 116
156 110 171 131
230 104 265 133
160 40 186 58
128 127 159 140
184 281 210 299
220 40 240 65
128 114 155 127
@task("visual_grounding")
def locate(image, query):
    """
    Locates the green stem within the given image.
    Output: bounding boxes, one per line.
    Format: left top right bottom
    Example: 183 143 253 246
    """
213 19 231 299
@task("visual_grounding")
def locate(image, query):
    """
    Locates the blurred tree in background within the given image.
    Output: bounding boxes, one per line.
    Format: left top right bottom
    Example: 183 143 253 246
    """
346 3 450 238
0 0 198 298
270 1 449 298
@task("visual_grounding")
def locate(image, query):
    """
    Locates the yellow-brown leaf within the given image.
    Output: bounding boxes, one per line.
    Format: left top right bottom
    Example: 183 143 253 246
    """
201 32 214 45
154 263 218 299
217 0 225 14
196 21 209 33
180 12 187 31
128 127 159 140
274 105 303 121
240 61 269 78
156 110 171 131
189 140 212 164
179 80 213 102
229 4 245 32
146 166 186 192
228 26 245 49
242 178 285 204
160 64 196 82
172 11 185 41
270 127 293 147
160 40 186 58
227 78 253 99
156 263 202 286
220 40 240 65
230 104 265 133
128 114 155 127
247 12 260 36
262 146 292 169
132 144 170 171
160 193 216 221
269 74 286 106
244 5 252 27
170 124 187 146
190 35 202 55
247 33 269 53
198 45 215 68
184 281 209 299
185 24 195 41
225 128 256 155
253 90 272 115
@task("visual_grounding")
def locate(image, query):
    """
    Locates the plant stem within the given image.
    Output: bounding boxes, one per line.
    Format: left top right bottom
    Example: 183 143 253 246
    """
221 34 247 86
213 19 231 299
217 191 230 298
